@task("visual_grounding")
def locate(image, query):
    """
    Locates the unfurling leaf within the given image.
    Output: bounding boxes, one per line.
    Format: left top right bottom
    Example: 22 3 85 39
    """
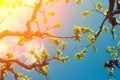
42 65 49 74
64 56 69 62
42 17 48 23
96 2 103 10
41 48 49 59
88 34 96 43
106 46 111 53
103 9 109 16
65 0 71 3
108 68 114 76
103 26 109 32
49 38 60 46
6 51 13 58
61 40 67 50
82 11 90 18
73 26 81 35
53 22 62 28
55 49 62 58
48 10 55 17
75 48 87 60
75 0 82 4
30 50 35 55
92 45 97 52
117 41 120 47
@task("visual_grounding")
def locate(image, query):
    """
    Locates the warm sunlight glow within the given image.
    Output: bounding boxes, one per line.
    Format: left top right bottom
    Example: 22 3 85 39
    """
0 40 8 57
0 0 38 8
0 0 39 58
0 0 65 59
0 0 38 32
7 0 14 2
25 42 45 64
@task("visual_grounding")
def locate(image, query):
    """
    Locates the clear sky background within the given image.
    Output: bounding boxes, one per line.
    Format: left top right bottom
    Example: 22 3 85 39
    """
0 0 120 80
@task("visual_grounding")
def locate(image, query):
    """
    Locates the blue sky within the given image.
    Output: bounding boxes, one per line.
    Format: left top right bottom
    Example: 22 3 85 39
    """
42 0 120 80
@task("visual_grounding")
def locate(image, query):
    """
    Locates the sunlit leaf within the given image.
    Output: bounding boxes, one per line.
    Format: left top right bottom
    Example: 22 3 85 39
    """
49 38 60 46
48 10 55 17
42 17 48 23
53 22 62 28
103 9 109 16
92 45 97 52
65 0 71 3
6 51 13 58
82 11 90 18
75 0 82 4
61 40 67 50
88 34 95 43
103 26 109 32
96 2 103 10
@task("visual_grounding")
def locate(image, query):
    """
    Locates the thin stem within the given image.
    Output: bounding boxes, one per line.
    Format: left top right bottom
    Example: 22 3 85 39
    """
26 0 43 32
95 17 107 39
50 35 75 39
92 9 105 15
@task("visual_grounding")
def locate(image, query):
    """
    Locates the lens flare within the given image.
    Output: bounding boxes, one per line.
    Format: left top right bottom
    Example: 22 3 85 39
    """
0 0 66 59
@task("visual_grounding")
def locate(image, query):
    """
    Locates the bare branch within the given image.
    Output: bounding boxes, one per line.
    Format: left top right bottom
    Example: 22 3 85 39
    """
95 17 107 39
26 0 43 32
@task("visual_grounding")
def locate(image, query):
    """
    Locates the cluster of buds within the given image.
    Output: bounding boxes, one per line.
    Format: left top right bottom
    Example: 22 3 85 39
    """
73 26 94 41
106 46 118 57
49 38 60 46
55 49 69 62
82 11 90 18
88 34 96 43
75 48 87 60
96 2 103 10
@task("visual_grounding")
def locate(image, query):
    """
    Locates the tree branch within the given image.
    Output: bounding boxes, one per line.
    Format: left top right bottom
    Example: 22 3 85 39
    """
95 17 107 39
26 0 42 32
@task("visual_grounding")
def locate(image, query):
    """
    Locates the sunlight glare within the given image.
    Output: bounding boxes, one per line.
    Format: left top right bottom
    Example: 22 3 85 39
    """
0 40 8 57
